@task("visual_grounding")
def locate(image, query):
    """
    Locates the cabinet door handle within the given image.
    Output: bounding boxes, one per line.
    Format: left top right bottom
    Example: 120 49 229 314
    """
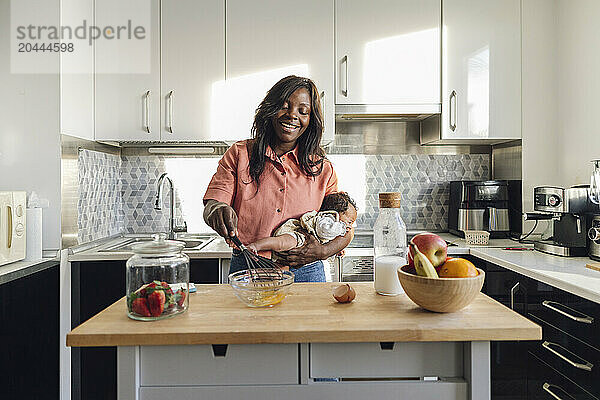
541 341 593 371
542 383 575 400
320 90 325 125
542 300 594 324
6 205 12 249
510 282 519 310
143 90 151 133
341 55 349 97
449 90 457 131
166 90 174 134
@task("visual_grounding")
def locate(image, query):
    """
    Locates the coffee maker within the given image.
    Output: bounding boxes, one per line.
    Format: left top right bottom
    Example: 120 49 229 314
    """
525 185 596 257
449 180 521 239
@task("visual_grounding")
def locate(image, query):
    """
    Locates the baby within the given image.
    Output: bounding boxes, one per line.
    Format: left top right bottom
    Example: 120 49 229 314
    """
247 192 358 256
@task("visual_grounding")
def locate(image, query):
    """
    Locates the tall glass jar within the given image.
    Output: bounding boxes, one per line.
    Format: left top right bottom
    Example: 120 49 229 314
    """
126 233 190 321
373 192 407 295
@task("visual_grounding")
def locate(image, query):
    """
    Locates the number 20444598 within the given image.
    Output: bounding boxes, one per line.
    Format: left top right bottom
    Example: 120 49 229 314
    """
18 42 74 52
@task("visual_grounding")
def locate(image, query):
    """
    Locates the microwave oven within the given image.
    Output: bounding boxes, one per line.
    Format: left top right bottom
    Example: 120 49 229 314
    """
0 191 27 266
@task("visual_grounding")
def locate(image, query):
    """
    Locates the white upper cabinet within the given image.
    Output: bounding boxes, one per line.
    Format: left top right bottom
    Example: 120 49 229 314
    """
438 0 521 142
335 0 441 109
161 0 224 142
221 0 334 144
60 0 94 140
95 0 161 141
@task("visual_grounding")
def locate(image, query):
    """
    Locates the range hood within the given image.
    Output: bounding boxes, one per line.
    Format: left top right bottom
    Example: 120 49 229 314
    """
335 103 440 121
97 140 233 148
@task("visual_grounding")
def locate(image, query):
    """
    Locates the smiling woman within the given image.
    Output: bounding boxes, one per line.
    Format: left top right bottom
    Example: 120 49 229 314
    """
203 75 354 282
248 76 325 187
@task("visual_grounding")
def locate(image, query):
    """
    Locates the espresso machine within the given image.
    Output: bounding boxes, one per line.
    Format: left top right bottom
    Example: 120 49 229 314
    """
589 160 600 260
525 185 596 257
589 215 600 261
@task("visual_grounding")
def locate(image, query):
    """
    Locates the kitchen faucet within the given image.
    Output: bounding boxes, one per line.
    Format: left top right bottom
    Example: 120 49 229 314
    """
155 172 187 239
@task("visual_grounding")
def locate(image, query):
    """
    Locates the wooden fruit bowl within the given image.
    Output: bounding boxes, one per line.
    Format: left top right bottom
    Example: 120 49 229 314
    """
397 265 485 313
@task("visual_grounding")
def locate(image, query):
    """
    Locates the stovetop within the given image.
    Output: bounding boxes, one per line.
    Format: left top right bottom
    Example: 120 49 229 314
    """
348 231 373 248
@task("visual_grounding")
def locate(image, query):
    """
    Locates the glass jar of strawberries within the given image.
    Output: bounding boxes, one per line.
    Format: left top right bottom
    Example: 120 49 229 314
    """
126 233 190 321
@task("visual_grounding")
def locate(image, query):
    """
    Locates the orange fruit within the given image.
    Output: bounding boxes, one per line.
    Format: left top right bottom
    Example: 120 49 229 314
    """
437 258 478 278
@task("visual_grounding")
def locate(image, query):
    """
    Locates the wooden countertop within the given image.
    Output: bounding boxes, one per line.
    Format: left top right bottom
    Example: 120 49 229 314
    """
67 283 541 347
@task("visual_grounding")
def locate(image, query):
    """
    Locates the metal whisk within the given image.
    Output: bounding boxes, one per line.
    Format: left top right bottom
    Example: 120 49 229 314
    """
230 235 285 283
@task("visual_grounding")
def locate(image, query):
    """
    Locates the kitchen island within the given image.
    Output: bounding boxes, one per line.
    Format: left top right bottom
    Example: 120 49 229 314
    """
67 282 541 400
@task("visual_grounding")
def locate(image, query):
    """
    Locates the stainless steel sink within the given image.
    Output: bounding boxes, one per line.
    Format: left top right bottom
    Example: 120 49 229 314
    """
174 233 216 249
99 234 215 252
98 237 152 252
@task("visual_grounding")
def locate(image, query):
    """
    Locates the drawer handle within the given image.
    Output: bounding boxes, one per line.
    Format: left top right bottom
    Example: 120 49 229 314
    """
542 300 594 324
379 342 394 350
510 282 520 310
541 341 593 371
211 344 228 358
542 383 575 400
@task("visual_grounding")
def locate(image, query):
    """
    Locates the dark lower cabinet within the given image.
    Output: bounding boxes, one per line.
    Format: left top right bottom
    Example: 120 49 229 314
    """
0 264 60 399
467 254 600 400
527 279 600 351
528 351 597 400
71 258 219 400
528 315 600 397
71 260 125 400
190 258 220 284
467 255 529 400
527 278 600 400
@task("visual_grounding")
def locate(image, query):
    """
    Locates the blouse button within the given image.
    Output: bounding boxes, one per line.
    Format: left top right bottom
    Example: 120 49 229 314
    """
281 157 285 161
281 171 286 176
279 188 284 192
276 208 281 213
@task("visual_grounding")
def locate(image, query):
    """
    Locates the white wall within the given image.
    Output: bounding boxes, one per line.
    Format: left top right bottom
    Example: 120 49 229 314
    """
0 0 61 252
521 0 600 228
521 0 559 224
556 0 600 185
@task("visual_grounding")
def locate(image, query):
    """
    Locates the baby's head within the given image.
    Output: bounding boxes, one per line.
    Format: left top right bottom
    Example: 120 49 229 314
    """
320 192 358 228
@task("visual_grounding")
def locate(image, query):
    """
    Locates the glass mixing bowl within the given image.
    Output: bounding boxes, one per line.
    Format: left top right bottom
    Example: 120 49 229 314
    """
228 270 294 307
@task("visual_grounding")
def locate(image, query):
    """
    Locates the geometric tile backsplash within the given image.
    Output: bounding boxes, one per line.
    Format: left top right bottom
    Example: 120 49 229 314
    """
78 150 490 242
329 154 490 231
119 155 219 234
77 149 124 243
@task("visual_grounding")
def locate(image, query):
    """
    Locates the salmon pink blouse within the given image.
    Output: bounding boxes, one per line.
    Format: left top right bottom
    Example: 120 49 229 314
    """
203 140 338 250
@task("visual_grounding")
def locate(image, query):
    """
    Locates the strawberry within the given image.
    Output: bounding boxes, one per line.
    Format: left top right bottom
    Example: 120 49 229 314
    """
148 290 166 317
131 298 151 317
176 289 187 307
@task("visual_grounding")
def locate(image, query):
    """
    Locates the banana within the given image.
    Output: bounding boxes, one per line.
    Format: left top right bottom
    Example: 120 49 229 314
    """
410 242 439 278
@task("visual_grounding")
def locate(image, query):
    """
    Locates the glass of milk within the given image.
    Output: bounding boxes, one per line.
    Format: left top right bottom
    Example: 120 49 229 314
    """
373 192 407 295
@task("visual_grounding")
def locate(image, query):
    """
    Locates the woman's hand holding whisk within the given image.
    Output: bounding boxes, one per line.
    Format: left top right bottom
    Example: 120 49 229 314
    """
203 200 238 247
